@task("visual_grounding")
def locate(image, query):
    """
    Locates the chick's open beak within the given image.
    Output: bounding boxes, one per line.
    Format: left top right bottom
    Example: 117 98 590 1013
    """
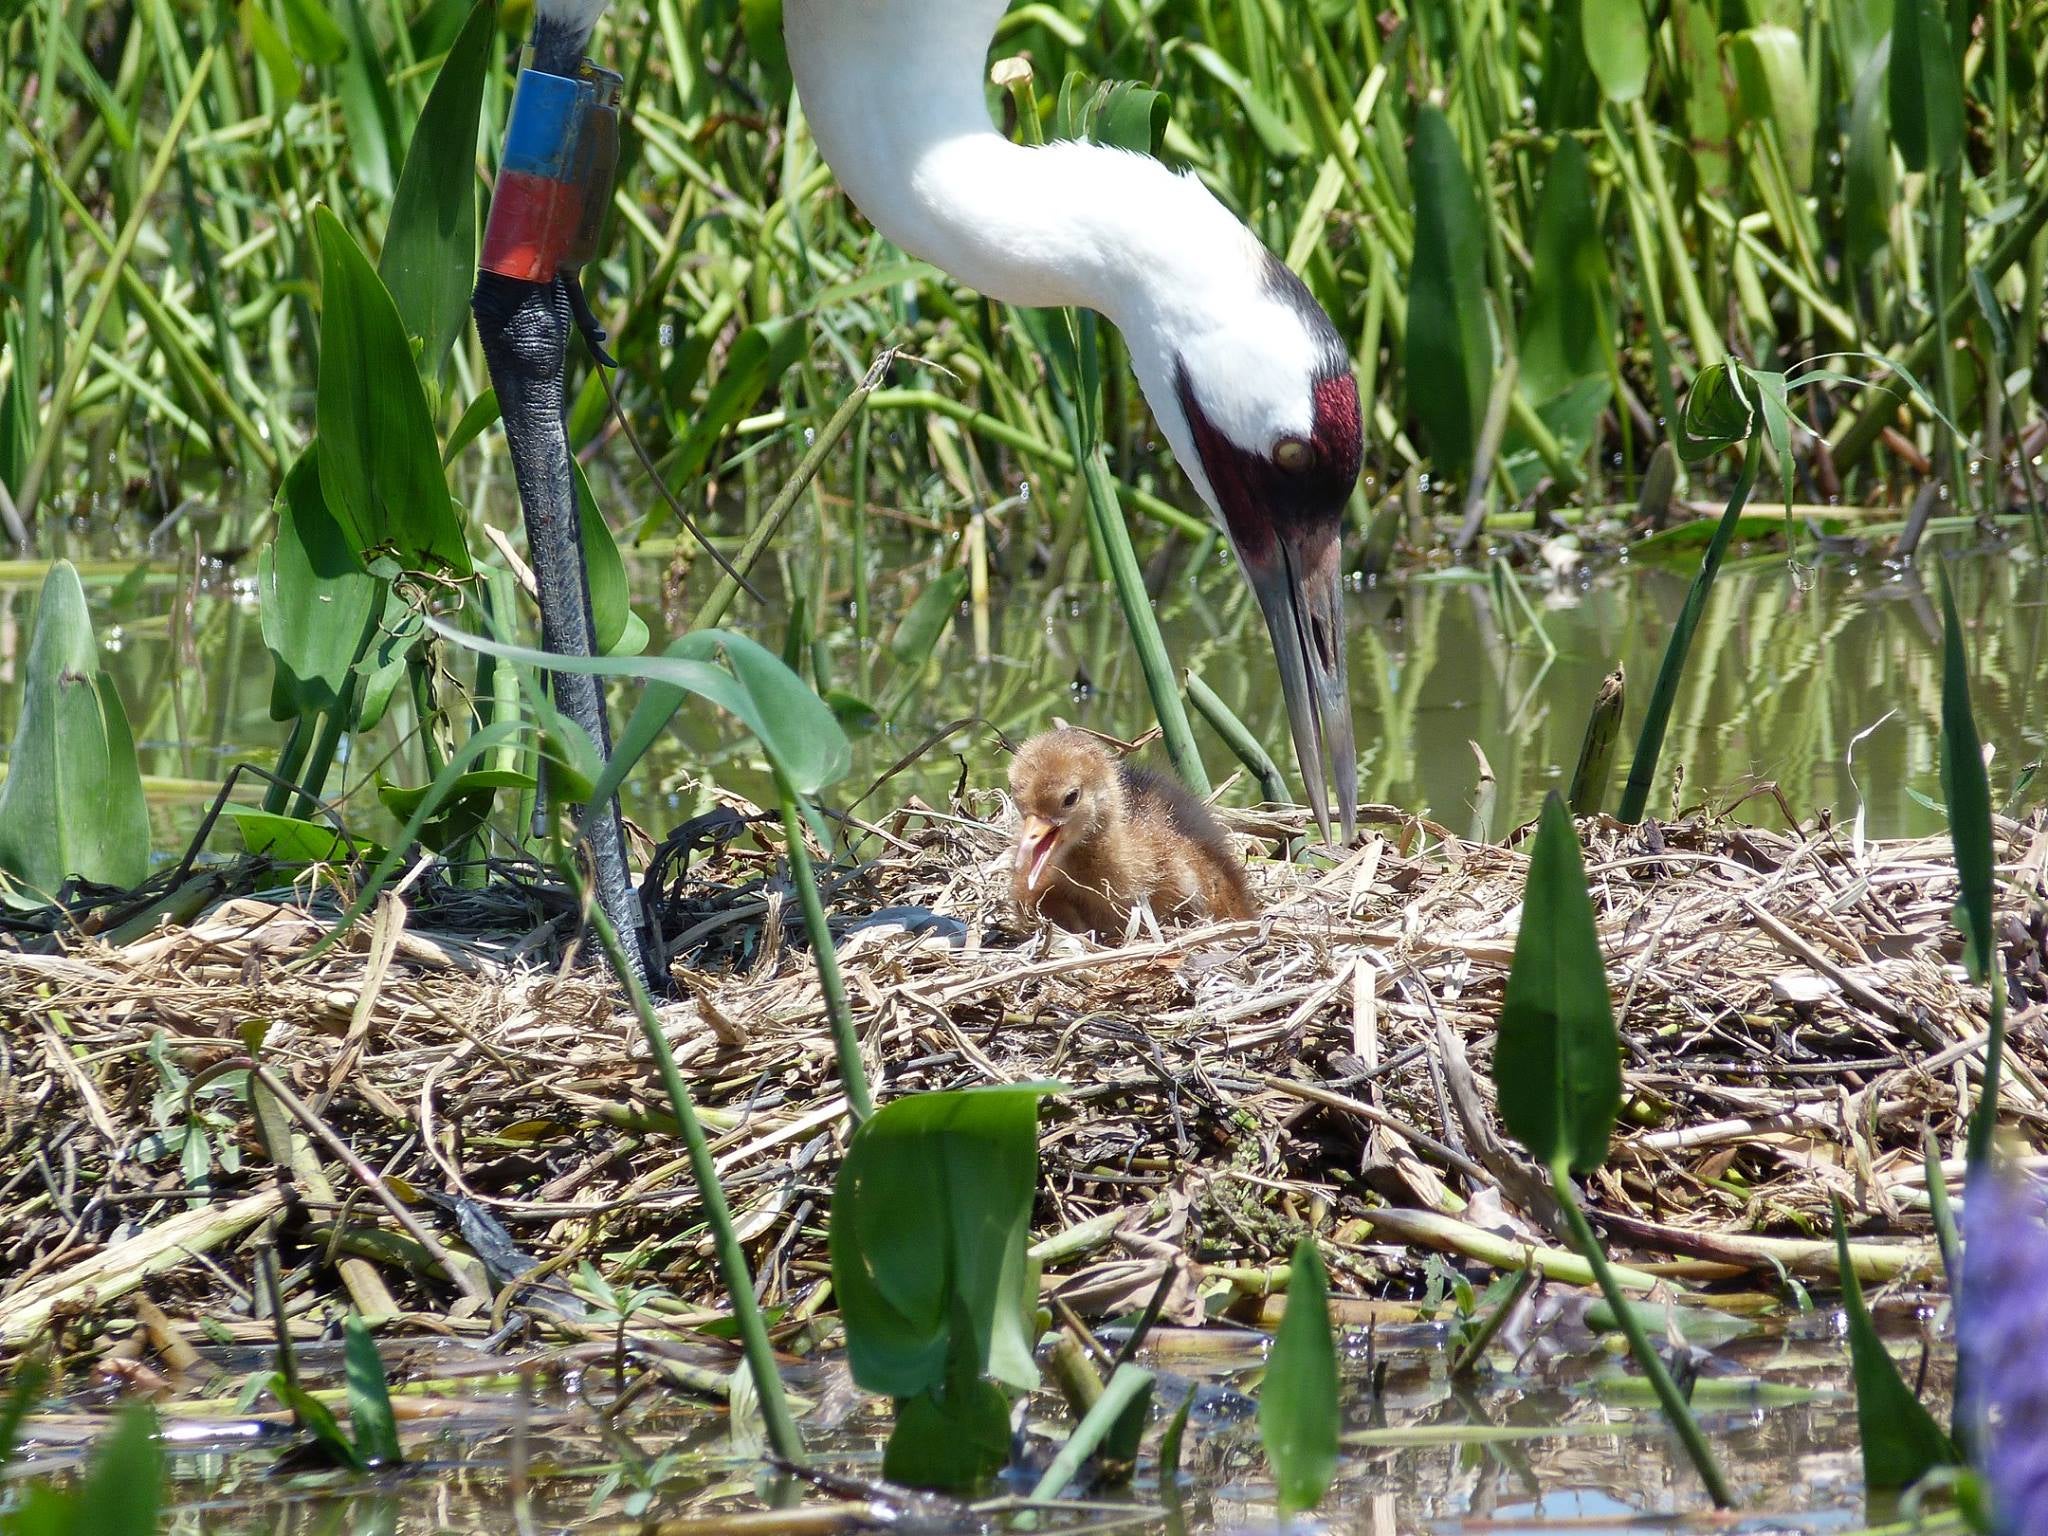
1243 526 1356 845
1015 815 1062 891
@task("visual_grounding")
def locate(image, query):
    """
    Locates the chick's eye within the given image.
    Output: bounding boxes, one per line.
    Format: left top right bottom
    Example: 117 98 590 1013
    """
1273 436 1315 472
1062 788 1081 809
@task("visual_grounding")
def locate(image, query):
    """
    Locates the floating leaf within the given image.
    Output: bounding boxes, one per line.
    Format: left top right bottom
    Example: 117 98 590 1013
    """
313 207 470 574
1258 1239 1340 1516
1833 1197 1957 1488
1495 793 1621 1175
1405 107 1490 481
0 561 150 902
380 0 495 381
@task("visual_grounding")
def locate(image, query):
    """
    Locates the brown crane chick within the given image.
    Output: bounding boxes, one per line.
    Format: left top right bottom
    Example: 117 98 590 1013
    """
1009 729 1257 938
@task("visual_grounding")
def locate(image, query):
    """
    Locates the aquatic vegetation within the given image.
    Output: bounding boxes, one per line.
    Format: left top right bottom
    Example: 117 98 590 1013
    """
1961 1171 2048 1534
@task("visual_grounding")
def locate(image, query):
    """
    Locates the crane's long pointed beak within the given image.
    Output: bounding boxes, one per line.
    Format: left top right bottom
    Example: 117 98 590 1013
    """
1244 529 1356 846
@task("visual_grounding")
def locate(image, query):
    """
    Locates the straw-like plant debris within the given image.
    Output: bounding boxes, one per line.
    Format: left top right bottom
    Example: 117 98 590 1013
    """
4 794 2045 1363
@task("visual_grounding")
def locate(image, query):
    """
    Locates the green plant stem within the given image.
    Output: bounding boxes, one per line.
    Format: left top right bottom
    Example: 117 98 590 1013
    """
1079 447 1210 794
773 768 872 1122
1617 435 1762 824
265 716 311 816
1552 1168 1733 1508
14 45 218 525
1966 973 2007 1171
584 894 805 1462
691 353 887 633
1028 1362 1155 1502
867 389 1209 539
1186 670 1287 804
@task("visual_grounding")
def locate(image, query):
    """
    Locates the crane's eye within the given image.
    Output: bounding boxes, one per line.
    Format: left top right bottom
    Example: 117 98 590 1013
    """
1273 436 1315 472
1062 787 1081 809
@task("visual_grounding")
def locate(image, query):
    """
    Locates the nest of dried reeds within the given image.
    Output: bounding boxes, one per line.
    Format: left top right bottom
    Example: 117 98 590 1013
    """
4 791 2046 1358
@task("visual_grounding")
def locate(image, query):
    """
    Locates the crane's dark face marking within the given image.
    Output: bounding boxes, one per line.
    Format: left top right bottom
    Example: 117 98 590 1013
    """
1170 253 1363 844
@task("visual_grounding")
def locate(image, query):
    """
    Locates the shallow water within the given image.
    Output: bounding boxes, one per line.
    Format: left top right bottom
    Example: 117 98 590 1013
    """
1 530 2040 857
1 1308 1944 1532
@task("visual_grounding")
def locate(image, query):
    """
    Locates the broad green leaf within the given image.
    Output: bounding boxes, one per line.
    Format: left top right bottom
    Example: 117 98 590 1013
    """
240 0 300 100
1677 359 1756 460
1832 1199 1957 1487
1937 565 1994 985
1888 0 1962 174
1844 44 1896 274
1581 0 1650 103
380 0 494 381
571 460 647 657
332 0 401 200
425 620 852 801
1673 0 1734 193
1535 0 1599 128
270 1370 367 1470
281 0 346 64
1056 72 1170 155
225 808 370 863
888 567 968 671
71 1404 162 1536
883 1329 1015 1492
0 561 150 901
443 388 500 464
1404 107 1490 481
664 320 806 491
1494 793 1621 1175
343 1314 402 1466
740 0 790 100
830 1084 1060 1401
377 767 534 852
313 207 470 575
261 449 380 721
1258 1239 1339 1516
1835 0 1896 84
1519 138 1613 404
1730 26 1814 192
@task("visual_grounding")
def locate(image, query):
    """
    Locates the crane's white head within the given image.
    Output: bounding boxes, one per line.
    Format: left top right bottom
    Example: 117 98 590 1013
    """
1129 243 1364 842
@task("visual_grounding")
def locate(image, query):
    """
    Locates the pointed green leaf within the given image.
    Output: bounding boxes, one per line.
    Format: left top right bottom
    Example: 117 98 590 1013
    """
0 561 150 900
343 1314 402 1467
332 0 402 199
1519 138 1613 405
1843 43 1896 273
1888 0 1962 174
829 1084 1060 1401
571 459 644 657
281 0 346 64
270 1370 367 1470
1937 564 1994 985
1833 1198 1958 1487
261 449 381 721
1405 107 1490 480
72 1404 162 1536
1495 793 1621 1174
1581 0 1650 103
1259 1239 1340 1516
380 0 494 381
313 207 469 574
225 808 370 863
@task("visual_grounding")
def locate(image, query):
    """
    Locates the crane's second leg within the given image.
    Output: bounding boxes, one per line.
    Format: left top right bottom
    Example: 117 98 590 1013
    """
473 268 649 983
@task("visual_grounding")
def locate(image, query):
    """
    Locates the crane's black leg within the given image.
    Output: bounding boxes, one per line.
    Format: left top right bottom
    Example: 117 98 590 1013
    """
473 267 650 984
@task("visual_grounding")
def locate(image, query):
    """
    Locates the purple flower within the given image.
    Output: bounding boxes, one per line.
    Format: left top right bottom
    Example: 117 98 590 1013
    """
1961 1169 2048 1535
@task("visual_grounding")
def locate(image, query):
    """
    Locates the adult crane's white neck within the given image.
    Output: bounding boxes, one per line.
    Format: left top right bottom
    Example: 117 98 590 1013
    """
784 0 1308 492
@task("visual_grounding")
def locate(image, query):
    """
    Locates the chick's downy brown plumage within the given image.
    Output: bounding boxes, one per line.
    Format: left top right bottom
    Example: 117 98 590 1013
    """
1008 729 1257 937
